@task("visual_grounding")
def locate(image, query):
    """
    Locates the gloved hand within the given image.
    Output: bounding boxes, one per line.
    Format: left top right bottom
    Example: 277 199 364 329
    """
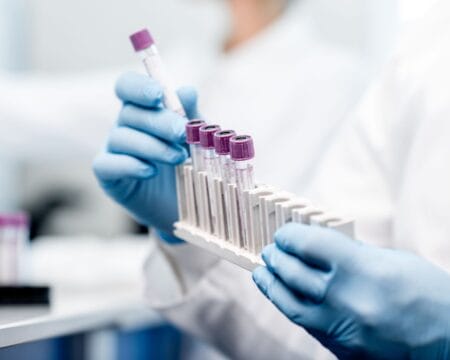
253 223 450 360
93 72 199 243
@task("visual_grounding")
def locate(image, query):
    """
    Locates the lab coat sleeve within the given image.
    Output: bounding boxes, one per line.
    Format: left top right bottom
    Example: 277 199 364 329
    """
393 97 450 272
305 7 450 274
391 24 450 271
0 70 121 160
144 234 333 360
303 54 421 248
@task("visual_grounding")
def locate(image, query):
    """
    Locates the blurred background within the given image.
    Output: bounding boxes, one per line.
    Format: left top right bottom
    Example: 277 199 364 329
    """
0 0 434 237
0 0 437 359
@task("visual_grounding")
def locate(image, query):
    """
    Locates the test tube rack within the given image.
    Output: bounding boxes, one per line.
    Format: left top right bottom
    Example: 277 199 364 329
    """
174 162 355 272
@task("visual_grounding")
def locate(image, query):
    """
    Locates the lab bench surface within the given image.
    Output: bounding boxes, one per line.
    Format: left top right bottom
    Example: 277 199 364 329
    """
0 288 163 348
0 235 163 348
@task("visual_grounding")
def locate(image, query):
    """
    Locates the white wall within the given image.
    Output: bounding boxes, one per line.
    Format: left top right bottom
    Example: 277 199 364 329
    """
0 0 29 70
24 0 400 74
0 0 29 209
400 0 440 23
308 0 399 75
26 0 228 72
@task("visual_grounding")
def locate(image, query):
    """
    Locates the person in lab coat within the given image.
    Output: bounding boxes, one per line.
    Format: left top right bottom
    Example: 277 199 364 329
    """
302 0 450 269
252 1 450 358
181 0 368 193
0 0 367 238
94 0 369 359
0 0 368 357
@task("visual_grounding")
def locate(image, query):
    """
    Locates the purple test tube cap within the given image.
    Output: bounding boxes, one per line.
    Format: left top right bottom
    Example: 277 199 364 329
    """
186 120 206 144
130 28 155 52
200 125 221 149
214 130 236 155
0 212 29 227
230 135 255 161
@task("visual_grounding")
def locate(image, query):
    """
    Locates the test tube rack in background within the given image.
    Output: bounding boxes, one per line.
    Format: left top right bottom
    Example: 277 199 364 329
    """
174 154 354 272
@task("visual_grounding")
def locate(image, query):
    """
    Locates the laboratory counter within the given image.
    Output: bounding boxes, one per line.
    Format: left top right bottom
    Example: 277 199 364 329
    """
0 235 163 348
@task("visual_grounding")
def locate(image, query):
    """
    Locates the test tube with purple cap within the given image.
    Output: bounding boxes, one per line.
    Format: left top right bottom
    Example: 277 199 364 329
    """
186 120 206 171
230 135 256 250
214 130 236 184
0 213 29 284
200 125 221 234
214 130 236 241
129 28 186 116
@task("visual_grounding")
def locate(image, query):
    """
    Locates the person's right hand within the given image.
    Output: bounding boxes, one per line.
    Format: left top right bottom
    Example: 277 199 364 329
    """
93 72 199 242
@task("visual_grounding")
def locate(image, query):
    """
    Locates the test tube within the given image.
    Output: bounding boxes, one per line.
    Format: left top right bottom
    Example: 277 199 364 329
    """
200 125 221 175
15 213 29 283
230 135 256 250
0 213 29 284
186 120 206 171
214 130 236 241
214 130 236 183
200 125 221 234
130 29 186 116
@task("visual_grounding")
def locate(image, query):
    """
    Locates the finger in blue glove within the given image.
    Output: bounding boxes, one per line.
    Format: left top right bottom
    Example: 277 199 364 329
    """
93 72 200 242
253 223 450 359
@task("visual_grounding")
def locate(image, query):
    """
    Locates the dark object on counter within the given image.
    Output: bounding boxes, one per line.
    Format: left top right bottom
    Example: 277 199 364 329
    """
0 285 50 305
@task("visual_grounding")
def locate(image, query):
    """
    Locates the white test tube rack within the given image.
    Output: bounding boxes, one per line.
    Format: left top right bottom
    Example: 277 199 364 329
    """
174 162 355 272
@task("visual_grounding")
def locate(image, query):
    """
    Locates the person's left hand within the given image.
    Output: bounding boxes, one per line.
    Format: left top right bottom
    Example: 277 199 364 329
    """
253 223 450 360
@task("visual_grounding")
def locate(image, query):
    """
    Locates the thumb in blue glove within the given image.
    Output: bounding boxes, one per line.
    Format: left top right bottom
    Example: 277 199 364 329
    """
253 223 450 359
93 72 200 243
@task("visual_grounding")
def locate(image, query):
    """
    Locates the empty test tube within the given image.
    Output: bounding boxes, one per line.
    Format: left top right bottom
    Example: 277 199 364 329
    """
0 213 29 284
200 125 222 234
184 120 207 226
186 120 206 171
200 125 221 177
214 130 237 241
230 135 256 250
200 125 221 172
130 29 185 116
131 29 189 226
214 130 236 184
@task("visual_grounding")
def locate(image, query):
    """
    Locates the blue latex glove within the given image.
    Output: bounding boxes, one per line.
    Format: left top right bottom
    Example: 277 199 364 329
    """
253 223 450 359
93 72 199 243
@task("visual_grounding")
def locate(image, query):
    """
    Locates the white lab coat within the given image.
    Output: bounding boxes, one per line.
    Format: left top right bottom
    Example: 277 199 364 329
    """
170 3 368 194
144 2 369 359
146 2 450 359
306 0 450 272
0 2 368 357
